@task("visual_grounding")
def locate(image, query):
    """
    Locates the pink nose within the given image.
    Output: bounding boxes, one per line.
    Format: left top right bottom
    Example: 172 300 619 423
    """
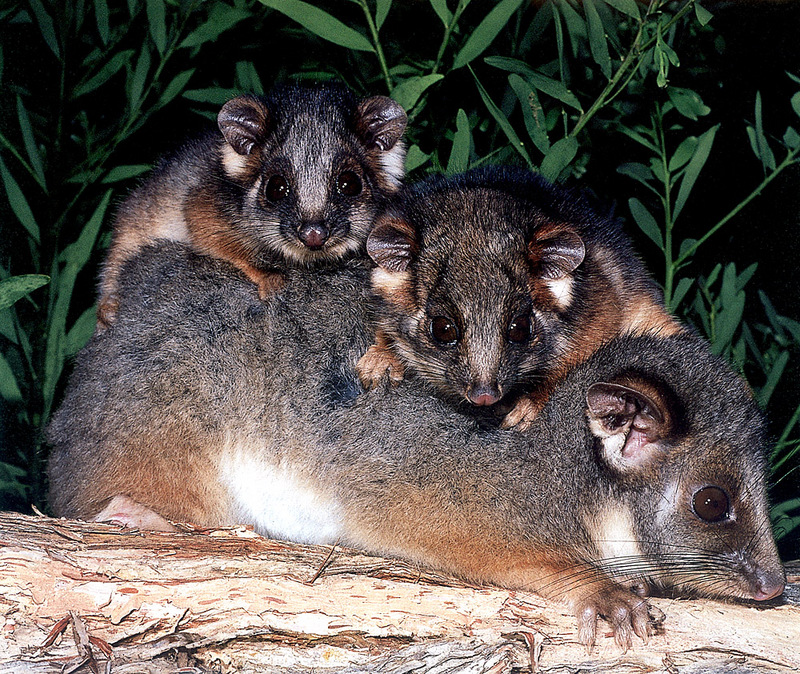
466 384 501 406
298 223 329 249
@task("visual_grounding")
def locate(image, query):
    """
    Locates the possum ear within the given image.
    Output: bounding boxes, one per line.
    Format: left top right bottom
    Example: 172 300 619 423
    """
367 215 418 272
587 379 673 473
218 95 271 156
356 96 408 152
527 225 585 280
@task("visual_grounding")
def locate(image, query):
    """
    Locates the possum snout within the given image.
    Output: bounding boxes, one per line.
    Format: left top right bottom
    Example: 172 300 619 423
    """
466 381 502 406
298 221 329 249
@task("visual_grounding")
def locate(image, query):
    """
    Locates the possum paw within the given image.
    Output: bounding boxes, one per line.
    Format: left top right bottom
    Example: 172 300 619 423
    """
357 344 405 389
574 585 651 653
501 395 545 431
95 294 120 331
93 495 178 532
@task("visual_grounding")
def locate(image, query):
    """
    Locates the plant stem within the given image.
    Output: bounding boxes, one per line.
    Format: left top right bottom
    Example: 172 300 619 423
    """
433 0 469 75
654 104 677 309
357 0 392 93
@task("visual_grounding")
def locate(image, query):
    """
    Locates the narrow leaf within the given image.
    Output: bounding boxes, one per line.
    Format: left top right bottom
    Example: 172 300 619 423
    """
453 0 526 70
179 6 251 48
128 47 151 110
259 0 375 52
0 275 49 311
584 0 611 79
94 0 110 44
65 307 97 357
102 164 152 183
0 353 22 403
73 50 134 98
390 74 443 112
471 67 532 168
694 2 713 26
540 136 578 182
157 69 195 109
792 91 800 118
671 276 693 311
602 0 639 20
668 136 698 172
711 290 745 356
447 109 471 175
784 126 800 150
146 0 167 55
667 87 710 121
754 91 776 171
0 158 40 244
628 197 663 250
376 0 392 29
673 125 718 222
28 0 60 58
404 144 430 173
509 74 550 154
16 95 45 188
429 0 452 27
757 351 789 408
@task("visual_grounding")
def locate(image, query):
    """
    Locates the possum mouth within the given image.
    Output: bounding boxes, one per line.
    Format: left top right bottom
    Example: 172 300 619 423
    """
280 231 361 265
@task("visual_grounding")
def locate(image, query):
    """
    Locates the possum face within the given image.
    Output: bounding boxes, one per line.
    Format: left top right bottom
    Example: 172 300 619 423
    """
367 188 585 406
584 370 785 603
217 89 406 266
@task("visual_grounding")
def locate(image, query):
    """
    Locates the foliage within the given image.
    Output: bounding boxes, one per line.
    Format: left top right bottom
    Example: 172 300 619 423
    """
1 0 798 552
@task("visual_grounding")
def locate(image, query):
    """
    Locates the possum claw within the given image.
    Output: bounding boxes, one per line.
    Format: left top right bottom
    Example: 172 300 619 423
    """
356 343 405 389
501 395 544 430
573 585 651 653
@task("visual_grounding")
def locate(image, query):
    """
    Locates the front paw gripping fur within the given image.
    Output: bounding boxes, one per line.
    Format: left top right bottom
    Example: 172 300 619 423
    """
573 584 652 652
501 393 547 431
357 343 405 389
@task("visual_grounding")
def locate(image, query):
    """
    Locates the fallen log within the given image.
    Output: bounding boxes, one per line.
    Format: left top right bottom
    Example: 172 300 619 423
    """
0 511 797 673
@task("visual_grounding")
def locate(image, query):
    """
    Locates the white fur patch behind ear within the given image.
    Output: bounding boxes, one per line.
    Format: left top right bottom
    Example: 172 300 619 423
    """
379 141 406 191
545 276 574 311
591 505 652 576
372 267 410 297
221 143 250 178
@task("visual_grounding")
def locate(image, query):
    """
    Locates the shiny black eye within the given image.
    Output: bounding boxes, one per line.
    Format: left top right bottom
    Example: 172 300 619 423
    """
429 316 460 346
507 314 532 344
336 170 362 197
265 175 290 202
692 486 730 523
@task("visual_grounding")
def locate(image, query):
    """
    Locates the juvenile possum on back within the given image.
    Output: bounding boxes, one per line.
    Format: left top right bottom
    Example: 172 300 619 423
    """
48 243 784 650
96 82 407 327
356 167 683 427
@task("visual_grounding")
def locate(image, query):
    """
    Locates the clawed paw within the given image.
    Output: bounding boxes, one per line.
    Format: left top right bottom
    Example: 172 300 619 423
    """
356 344 405 390
93 495 177 532
575 586 652 653
501 395 544 431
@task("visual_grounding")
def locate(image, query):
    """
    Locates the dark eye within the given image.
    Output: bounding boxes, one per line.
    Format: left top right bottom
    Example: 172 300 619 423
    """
265 175 290 202
507 314 532 344
692 486 730 523
429 316 460 346
336 170 362 197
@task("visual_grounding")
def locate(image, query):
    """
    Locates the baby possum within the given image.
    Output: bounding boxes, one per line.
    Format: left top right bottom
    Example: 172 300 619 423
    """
356 166 683 427
47 244 785 651
96 81 407 328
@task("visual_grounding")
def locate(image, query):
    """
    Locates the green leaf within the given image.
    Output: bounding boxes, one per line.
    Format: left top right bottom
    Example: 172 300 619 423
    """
671 276 693 311
102 164 152 183
453 0 526 70
470 67 532 169
540 136 578 182
259 0 375 52
673 125 718 221
584 0 611 80
390 74 443 111
758 350 789 408
784 126 800 150
128 47 151 110
508 74 550 155
146 0 167 55
711 290 745 356
668 136 698 172
73 50 134 98
183 87 240 105
667 87 710 121
16 95 45 189
405 144 430 173
94 0 110 44
0 274 49 311
28 0 60 58
617 162 653 184
487 58 584 112
0 352 22 403
602 0 639 20
65 307 97 358
235 61 264 95
792 91 800 118
157 69 195 109
179 5 251 48
429 0 452 27
694 2 713 26
376 0 392 29
628 197 663 250
0 158 40 244
447 109 471 175
752 91 776 171
557 0 586 58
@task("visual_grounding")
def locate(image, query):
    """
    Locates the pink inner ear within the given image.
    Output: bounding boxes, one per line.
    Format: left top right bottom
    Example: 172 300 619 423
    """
622 427 651 460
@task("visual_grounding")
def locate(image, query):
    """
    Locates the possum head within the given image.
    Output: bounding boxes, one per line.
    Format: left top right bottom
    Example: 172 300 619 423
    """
367 185 585 407
585 364 785 604
216 84 407 266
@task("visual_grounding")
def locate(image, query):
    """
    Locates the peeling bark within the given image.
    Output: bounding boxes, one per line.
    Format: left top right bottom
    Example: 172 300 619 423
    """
0 512 797 673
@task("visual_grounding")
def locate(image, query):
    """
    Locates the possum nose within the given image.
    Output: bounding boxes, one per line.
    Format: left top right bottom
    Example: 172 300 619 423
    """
466 384 502 406
298 222 329 249
751 570 785 600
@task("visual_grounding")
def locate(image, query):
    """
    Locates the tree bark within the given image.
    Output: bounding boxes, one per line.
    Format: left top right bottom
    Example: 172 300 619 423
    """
0 512 797 673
